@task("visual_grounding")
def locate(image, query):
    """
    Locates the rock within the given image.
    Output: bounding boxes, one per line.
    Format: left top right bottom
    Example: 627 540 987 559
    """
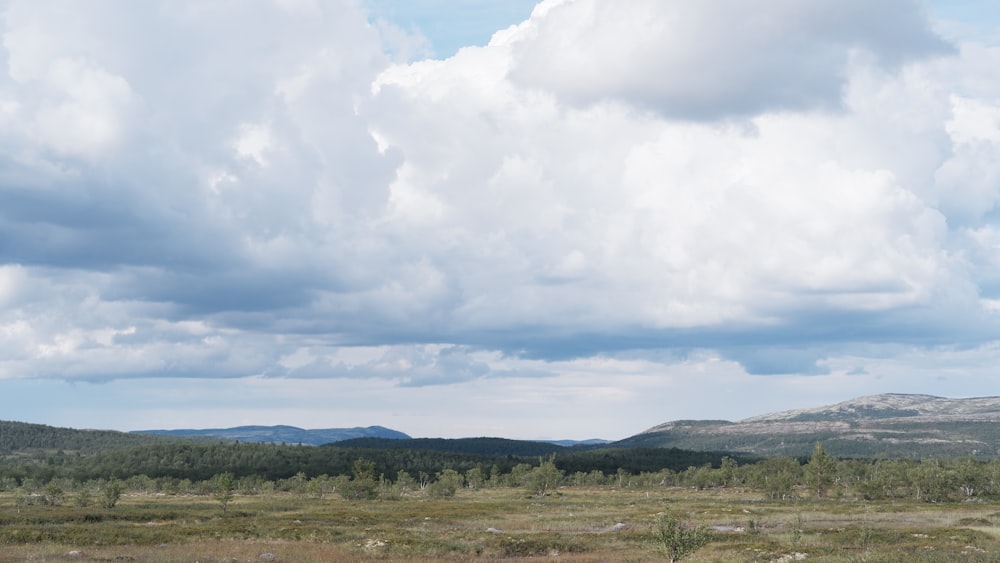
486 527 503 533
611 522 630 532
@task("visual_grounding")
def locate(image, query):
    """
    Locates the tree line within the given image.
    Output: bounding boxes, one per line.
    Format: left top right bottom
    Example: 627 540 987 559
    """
0 439 734 484
0 421 164 455
5 442 1000 505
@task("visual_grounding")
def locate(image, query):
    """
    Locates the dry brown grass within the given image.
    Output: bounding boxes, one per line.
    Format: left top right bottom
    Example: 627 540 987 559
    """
2 486 1000 561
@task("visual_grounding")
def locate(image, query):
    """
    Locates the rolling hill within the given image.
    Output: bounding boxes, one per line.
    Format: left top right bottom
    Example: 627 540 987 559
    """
9 393 1000 461
615 393 1000 458
0 420 167 455
133 425 411 445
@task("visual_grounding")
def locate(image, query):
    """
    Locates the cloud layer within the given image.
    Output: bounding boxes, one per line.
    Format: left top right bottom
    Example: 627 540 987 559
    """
1 0 1000 436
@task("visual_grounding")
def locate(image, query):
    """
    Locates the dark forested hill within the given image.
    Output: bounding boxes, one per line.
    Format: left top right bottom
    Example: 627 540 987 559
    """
0 420 165 455
134 425 410 446
329 438 748 475
333 437 564 456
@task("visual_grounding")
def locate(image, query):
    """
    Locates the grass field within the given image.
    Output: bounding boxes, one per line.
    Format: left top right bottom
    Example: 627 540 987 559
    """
2 486 1000 561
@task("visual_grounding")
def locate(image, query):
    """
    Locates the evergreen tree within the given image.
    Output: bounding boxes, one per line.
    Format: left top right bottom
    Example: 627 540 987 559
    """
805 443 836 499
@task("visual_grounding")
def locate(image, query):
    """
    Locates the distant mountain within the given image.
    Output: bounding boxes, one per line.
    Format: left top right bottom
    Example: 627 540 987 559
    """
542 438 611 447
615 394 1000 458
134 425 410 446
16 393 1000 461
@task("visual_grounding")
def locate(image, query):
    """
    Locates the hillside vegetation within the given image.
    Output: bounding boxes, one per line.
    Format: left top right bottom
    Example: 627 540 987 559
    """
0 421 166 455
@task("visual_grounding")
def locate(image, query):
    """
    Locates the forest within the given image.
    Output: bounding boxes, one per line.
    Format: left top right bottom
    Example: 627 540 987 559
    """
6 421 1000 560
2 420 1000 505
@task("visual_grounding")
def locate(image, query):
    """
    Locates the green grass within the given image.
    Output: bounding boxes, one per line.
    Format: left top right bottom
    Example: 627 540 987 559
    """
2 487 1000 561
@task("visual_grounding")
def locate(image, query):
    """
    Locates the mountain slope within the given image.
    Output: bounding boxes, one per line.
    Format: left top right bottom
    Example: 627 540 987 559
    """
0 420 166 455
616 394 1000 458
744 393 1000 422
134 425 410 446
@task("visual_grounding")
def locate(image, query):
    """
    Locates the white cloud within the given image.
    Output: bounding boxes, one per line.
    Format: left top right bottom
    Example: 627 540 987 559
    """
932 95 1000 223
32 58 135 159
367 21 959 335
233 122 274 167
506 0 950 119
2 0 1000 436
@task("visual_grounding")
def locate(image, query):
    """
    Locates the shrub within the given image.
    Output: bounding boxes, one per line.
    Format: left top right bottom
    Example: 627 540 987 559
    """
427 469 463 498
653 511 712 562
101 479 122 509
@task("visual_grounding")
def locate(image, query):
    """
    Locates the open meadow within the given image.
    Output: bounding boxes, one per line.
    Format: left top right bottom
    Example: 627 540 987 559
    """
3 486 1000 562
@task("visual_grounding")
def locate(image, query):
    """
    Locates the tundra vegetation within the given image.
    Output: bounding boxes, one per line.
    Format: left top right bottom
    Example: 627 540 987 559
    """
4 439 1000 560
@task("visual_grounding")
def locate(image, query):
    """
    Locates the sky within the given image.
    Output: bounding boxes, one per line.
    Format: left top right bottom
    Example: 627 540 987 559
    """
1 1 1000 440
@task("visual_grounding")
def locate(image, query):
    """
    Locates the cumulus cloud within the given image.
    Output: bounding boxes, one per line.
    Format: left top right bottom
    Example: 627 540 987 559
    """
933 96 1000 223
1 0 1000 436
505 0 951 119
368 22 962 346
364 0 1000 377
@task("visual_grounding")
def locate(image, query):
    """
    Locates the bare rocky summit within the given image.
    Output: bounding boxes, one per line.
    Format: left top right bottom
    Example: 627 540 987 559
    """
618 393 1000 458
743 393 1000 423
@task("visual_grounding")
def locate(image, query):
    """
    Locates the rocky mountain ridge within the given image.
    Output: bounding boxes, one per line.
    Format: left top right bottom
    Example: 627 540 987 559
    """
742 393 1000 423
621 393 1000 458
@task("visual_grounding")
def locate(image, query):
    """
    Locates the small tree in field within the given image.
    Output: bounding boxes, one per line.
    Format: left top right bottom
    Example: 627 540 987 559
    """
101 478 122 509
75 489 94 508
654 511 712 562
395 470 417 495
427 469 463 498
806 443 836 499
213 472 235 513
525 456 563 496
340 458 379 500
43 484 65 506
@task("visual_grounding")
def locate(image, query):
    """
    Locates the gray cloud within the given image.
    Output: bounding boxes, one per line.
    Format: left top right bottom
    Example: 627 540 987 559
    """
507 0 951 119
